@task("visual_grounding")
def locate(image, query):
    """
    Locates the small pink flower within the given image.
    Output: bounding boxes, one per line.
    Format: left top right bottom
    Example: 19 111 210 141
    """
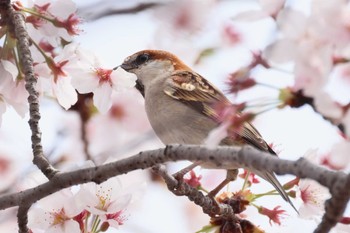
233 0 285 21
104 210 127 229
39 40 56 57
328 140 350 171
297 179 330 218
204 103 251 148
25 0 80 44
34 43 79 109
238 169 260 185
226 70 256 94
154 0 215 35
184 170 202 188
0 60 28 119
320 153 346 170
75 177 131 220
71 49 136 113
28 189 82 233
283 177 300 190
258 205 286 225
72 210 89 232
54 13 81 36
221 22 241 45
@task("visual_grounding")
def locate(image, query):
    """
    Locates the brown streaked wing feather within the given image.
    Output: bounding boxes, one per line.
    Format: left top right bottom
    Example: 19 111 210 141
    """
164 70 273 154
164 71 230 119
240 122 272 153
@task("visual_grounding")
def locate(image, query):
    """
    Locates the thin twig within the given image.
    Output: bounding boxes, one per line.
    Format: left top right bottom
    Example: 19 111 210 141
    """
6 4 57 178
79 2 162 21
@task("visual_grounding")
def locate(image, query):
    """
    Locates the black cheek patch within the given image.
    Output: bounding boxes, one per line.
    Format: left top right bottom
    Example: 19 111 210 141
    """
135 79 145 97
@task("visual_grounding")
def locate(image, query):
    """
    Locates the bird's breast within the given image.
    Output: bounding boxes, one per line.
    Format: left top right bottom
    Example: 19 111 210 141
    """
144 85 217 145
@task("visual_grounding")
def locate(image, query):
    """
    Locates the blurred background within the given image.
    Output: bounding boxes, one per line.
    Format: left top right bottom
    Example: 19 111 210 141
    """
0 0 349 232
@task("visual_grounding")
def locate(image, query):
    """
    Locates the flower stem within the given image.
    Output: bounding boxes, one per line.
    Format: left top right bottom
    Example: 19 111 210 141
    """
241 170 251 191
20 7 56 23
245 100 281 109
29 36 52 63
91 215 101 233
84 213 89 233
199 186 209 194
269 66 293 74
252 189 278 201
254 105 280 115
12 47 24 80
256 82 280 90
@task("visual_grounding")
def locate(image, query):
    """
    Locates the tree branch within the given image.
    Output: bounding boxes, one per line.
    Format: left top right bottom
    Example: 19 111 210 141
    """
79 1 162 21
17 205 31 233
6 4 57 179
315 173 350 233
152 165 236 219
0 144 348 232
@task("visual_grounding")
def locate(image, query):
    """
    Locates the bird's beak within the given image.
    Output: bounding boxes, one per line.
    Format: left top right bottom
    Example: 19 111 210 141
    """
120 62 135 72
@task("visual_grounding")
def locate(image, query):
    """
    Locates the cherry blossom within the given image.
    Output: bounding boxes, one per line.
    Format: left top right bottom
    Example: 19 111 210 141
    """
233 0 285 21
328 140 350 171
184 170 202 189
0 144 23 192
297 179 330 219
74 177 131 229
258 205 286 225
34 43 78 110
0 60 28 121
28 189 82 233
313 91 344 120
204 121 229 148
71 49 136 113
221 22 241 46
238 169 260 186
23 0 80 45
154 0 216 36
204 103 254 148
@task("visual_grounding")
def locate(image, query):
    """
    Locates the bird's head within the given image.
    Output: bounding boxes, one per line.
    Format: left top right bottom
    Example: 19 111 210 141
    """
119 50 191 95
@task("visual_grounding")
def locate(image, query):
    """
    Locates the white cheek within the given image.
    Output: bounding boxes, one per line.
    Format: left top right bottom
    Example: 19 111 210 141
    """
137 60 174 86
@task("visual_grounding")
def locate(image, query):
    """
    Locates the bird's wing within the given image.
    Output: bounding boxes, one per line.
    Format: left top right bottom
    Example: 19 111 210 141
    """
164 70 229 119
164 70 271 152
165 71 297 212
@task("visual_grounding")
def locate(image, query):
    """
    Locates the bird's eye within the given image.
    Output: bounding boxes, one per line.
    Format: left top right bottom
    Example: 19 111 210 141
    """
136 54 149 65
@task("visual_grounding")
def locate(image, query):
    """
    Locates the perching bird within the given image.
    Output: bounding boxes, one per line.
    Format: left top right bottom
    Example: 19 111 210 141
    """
120 49 296 211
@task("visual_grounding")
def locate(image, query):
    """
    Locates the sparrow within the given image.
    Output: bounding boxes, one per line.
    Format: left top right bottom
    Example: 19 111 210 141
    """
120 49 297 211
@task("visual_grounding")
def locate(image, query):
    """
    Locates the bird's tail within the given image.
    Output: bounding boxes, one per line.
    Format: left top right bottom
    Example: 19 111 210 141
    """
261 171 299 214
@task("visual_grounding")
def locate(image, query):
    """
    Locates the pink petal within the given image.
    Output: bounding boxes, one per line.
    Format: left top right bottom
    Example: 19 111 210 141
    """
259 0 285 16
264 39 296 63
49 0 77 20
93 83 113 113
204 122 229 149
276 8 307 39
52 77 77 110
314 91 343 120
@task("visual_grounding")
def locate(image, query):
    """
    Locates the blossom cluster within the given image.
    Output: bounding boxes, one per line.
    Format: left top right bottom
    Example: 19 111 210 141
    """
28 177 131 233
229 0 350 135
0 0 136 126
